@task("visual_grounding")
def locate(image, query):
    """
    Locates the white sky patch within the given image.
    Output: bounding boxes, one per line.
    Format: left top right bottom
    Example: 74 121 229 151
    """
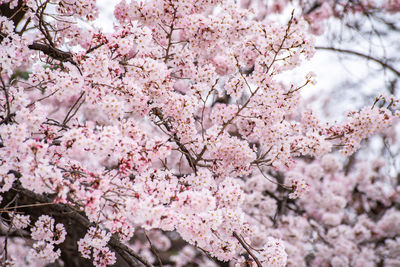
94 0 119 32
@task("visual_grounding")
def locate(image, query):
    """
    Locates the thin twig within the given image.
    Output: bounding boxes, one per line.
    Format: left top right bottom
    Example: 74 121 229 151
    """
62 91 85 126
0 202 55 211
144 231 163 267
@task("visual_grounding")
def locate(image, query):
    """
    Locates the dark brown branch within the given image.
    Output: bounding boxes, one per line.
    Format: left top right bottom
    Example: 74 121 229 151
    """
28 42 74 63
111 244 141 267
233 232 262 267
109 237 153 267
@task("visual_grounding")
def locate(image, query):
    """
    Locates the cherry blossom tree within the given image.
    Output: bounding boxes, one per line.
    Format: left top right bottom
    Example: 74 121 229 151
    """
0 0 399 266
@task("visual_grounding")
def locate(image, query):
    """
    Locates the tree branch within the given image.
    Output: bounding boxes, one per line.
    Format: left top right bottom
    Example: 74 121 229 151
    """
28 42 74 63
316 46 400 77
233 232 262 267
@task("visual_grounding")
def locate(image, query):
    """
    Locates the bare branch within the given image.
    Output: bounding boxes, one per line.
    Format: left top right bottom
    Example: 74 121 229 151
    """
316 46 400 77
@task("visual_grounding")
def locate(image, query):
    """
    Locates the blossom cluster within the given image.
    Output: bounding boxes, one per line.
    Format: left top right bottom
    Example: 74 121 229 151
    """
28 215 66 264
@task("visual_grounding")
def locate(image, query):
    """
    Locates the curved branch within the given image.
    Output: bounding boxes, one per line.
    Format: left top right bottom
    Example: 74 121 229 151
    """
316 46 400 77
28 42 74 63
28 42 82 74
109 237 154 267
